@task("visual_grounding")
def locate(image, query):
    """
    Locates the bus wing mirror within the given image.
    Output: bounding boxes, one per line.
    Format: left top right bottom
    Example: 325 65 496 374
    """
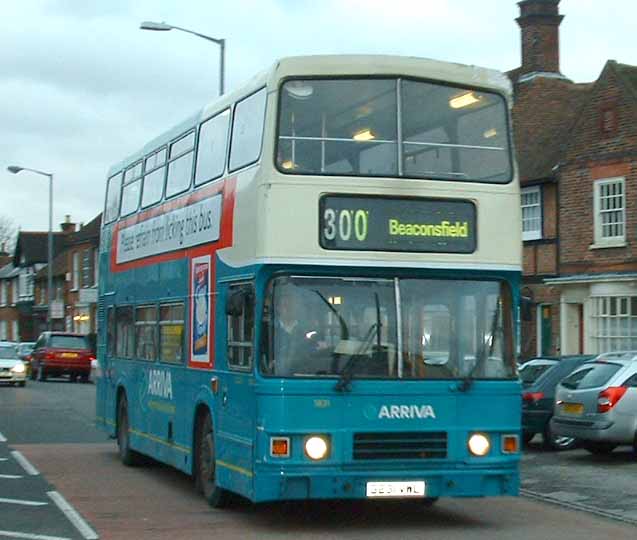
226 289 253 317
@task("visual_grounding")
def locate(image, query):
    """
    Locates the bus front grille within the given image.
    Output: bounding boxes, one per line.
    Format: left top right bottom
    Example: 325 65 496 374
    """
353 431 448 460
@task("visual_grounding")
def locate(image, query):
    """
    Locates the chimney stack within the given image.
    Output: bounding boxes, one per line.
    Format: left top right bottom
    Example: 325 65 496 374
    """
60 214 76 235
516 0 564 78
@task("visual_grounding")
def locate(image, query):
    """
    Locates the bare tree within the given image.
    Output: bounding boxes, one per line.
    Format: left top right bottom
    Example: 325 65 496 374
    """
0 215 17 253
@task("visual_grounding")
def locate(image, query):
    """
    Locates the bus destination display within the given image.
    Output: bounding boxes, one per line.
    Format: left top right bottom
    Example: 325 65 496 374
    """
319 195 476 253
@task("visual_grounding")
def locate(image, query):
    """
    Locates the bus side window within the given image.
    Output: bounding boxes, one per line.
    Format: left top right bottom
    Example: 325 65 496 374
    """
159 303 185 364
135 305 157 361
115 306 134 358
229 88 267 172
226 284 255 370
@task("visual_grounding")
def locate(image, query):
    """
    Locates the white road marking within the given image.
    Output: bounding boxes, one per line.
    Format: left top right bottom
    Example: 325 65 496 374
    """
0 531 71 540
0 497 48 506
0 432 6 442
0 474 23 479
10 450 40 476
47 491 99 540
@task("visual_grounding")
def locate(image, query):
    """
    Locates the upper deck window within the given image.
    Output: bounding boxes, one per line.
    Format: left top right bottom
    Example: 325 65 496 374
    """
104 172 123 224
277 78 511 183
195 109 230 186
120 160 143 217
166 131 195 198
229 88 267 172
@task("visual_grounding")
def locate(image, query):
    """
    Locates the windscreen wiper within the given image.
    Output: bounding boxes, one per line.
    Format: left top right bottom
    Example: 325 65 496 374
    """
335 293 382 392
459 303 500 392
313 290 348 339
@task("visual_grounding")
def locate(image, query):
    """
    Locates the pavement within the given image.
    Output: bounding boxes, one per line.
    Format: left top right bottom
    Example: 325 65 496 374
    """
521 436 637 525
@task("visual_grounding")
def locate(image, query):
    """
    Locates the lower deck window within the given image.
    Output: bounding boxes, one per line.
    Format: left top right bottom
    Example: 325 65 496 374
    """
160 303 184 364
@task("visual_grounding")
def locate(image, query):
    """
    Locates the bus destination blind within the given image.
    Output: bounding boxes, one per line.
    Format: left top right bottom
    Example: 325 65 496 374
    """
319 195 476 253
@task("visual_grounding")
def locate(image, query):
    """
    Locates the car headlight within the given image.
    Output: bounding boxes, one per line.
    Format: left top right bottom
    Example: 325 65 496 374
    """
468 433 491 456
11 363 26 374
304 435 330 460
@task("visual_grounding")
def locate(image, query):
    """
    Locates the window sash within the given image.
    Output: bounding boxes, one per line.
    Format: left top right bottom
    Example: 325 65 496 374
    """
595 178 625 242
521 187 541 241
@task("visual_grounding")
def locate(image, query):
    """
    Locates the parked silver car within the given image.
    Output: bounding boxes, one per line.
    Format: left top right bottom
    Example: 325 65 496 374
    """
551 351 637 454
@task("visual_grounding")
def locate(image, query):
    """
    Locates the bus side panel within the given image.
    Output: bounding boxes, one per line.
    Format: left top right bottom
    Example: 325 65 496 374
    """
213 282 255 500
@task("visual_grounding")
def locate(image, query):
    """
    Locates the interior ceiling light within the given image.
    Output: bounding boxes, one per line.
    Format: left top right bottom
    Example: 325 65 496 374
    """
352 128 375 141
280 160 295 170
286 81 314 100
449 92 481 109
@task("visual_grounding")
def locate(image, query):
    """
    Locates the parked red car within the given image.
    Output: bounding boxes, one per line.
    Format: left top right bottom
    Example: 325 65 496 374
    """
31 332 95 382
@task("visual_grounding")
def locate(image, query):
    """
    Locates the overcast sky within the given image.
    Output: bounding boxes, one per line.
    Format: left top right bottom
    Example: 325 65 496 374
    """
1 0 634 235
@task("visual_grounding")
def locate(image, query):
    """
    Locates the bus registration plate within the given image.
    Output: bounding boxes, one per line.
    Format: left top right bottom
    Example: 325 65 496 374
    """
366 481 425 498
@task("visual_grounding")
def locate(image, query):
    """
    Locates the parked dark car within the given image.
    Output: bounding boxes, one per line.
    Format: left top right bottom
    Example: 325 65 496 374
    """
519 357 559 388
522 355 595 450
31 332 95 382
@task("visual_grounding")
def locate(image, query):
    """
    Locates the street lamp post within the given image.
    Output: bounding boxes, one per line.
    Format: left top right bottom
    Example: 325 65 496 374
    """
140 21 226 96
7 166 54 332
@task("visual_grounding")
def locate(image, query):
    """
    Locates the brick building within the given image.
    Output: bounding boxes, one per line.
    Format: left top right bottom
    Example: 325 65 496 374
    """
511 0 637 357
34 214 101 335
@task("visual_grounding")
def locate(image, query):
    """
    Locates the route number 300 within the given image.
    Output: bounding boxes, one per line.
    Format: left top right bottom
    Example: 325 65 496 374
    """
323 208 369 242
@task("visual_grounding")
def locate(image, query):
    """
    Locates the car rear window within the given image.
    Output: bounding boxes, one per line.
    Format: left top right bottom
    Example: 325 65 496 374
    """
49 336 88 350
520 363 554 384
564 362 622 390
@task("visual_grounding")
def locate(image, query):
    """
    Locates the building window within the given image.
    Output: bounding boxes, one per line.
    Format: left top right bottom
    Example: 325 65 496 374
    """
0 321 6 340
73 252 79 290
0 281 6 305
600 106 617 135
93 248 99 286
592 296 637 353
12 321 18 341
82 249 92 288
226 284 255 370
521 186 542 241
160 303 185 364
12 278 18 304
594 177 625 246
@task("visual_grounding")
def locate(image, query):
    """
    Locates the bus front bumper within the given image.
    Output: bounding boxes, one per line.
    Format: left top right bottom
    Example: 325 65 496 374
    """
252 466 519 502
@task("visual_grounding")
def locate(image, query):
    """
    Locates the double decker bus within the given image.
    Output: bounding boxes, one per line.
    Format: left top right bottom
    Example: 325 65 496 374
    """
96 55 521 506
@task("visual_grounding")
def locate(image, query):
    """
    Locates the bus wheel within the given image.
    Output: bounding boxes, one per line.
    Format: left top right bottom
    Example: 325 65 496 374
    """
195 412 229 508
117 395 143 466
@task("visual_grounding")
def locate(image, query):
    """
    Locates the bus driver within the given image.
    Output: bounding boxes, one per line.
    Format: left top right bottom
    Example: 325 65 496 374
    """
273 287 325 376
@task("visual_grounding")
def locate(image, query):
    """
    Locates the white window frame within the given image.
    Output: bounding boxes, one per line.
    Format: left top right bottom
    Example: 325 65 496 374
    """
521 186 542 241
11 321 18 341
0 281 6 306
72 252 79 290
592 177 625 248
11 278 18 304
591 296 637 353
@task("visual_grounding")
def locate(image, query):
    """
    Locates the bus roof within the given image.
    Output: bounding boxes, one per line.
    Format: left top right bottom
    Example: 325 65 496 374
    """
107 54 512 177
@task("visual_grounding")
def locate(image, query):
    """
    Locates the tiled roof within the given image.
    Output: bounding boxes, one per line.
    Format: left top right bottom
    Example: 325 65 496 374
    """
13 231 67 266
0 263 19 279
69 213 101 245
35 251 67 280
509 75 592 183
613 61 637 101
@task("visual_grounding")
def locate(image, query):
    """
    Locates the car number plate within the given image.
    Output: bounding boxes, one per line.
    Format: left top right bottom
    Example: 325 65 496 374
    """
61 353 78 358
366 481 425 498
562 402 584 415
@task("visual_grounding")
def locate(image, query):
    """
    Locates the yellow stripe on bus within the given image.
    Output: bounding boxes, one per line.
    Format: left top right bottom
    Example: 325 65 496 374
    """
216 460 253 478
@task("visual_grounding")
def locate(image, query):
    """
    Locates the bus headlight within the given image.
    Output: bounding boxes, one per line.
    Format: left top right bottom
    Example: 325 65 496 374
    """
304 435 329 460
468 433 491 456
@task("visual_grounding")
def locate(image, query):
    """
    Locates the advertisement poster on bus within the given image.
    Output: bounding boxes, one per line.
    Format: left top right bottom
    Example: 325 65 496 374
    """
191 255 211 363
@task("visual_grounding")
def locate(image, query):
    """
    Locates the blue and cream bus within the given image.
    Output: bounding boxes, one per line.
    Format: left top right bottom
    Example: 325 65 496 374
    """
96 55 522 506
